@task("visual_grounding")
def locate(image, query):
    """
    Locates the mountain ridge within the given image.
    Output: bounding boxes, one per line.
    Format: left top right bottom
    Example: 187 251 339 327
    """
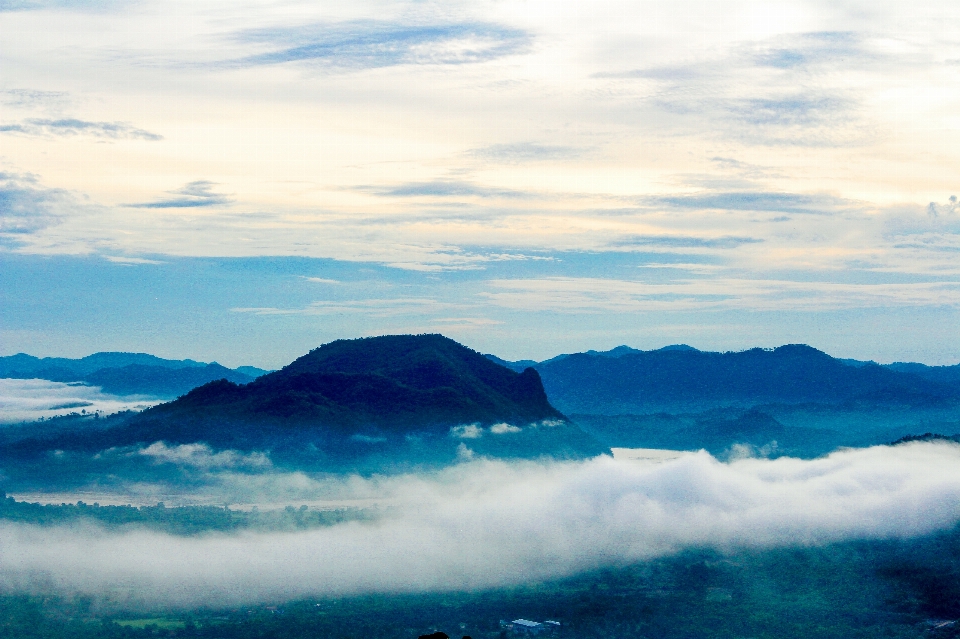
5 335 603 470
0 352 272 398
486 344 960 414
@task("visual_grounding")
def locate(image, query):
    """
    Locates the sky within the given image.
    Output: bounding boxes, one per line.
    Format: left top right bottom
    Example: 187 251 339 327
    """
2 0 960 367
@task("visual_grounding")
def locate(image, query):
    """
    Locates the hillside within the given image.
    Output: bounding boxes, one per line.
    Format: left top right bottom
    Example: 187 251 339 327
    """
7 335 603 469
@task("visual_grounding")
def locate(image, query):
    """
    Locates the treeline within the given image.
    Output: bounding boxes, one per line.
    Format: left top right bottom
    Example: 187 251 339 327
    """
0 492 371 535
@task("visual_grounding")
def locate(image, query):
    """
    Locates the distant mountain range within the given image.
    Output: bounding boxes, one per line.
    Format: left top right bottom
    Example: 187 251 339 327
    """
487 344 960 414
482 344 960 457
0 352 271 398
4 336 604 471
4 339 959 473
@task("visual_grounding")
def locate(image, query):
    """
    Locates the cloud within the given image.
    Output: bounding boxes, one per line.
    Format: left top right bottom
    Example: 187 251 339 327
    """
489 422 521 434
605 31 872 147
231 21 530 70
0 0 114 10
103 256 165 265
0 119 162 141
232 297 456 317
750 32 861 69
927 195 959 219
126 181 231 209
365 180 529 199
0 89 70 108
137 442 270 470
450 424 483 439
481 277 960 313
0 172 80 245
2 443 960 607
0 379 158 424
731 96 854 129
612 235 762 249
883 198 960 240
468 143 583 164
645 191 851 215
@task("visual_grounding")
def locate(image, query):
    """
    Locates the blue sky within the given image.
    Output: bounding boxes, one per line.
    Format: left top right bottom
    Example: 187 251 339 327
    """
1 0 960 366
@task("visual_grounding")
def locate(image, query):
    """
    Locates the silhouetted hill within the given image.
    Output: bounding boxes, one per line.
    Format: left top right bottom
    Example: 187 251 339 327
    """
532 344 960 414
12 335 603 468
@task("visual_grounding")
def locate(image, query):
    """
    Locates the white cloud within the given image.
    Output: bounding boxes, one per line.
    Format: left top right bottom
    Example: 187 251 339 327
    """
450 424 483 439
489 422 521 434
0 378 158 424
1 443 960 607
137 442 271 470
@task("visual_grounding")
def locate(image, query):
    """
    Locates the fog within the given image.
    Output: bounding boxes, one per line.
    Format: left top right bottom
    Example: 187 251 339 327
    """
0 378 158 424
2 442 960 608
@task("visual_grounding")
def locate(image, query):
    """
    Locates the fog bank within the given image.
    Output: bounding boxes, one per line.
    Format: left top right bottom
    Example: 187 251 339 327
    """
0 378 158 423
2 442 960 607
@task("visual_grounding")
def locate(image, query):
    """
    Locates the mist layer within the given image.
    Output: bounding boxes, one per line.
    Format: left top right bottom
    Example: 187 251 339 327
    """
1 442 959 607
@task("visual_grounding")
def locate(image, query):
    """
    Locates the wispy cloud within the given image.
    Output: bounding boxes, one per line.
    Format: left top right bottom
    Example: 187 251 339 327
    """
232 297 458 317
102 255 165 265
126 181 231 209
364 180 529 199
0 119 162 140
482 276 960 313
0 173 69 244
230 21 530 70
612 235 762 249
0 0 95 11
468 143 584 164
604 31 873 147
0 89 70 108
750 32 861 69
0 0 116 10
647 191 852 215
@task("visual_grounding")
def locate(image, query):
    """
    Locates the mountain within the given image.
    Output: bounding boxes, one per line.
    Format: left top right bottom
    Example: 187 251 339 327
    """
235 365 272 378
0 352 270 398
0 352 207 377
486 344 696 372
82 363 254 396
9 335 604 469
531 344 960 415
884 361 960 386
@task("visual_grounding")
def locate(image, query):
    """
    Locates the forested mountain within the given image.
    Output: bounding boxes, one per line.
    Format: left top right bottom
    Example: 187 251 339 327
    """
4 335 604 469
491 344 960 415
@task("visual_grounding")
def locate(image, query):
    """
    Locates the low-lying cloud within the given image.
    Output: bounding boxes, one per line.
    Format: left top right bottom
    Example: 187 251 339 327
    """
0 378 158 423
137 442 270 470
2 442 960 607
